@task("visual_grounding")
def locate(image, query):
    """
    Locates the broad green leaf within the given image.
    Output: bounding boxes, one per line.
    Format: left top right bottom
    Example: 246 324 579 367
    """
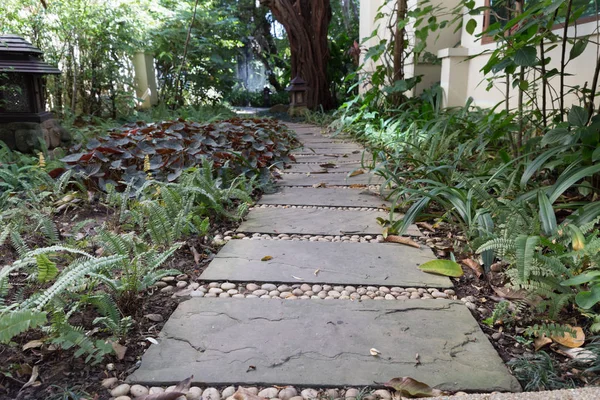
541 127 570 146
592 146 600 162
418 259 463 277
575 285 600 309
561 271 600 286
569 39 588 61
514 46 537 66
538 191 557 236
548 164 600 203
520 146 565 188
516 235 540 281
568 106 589 127
466 19 477 35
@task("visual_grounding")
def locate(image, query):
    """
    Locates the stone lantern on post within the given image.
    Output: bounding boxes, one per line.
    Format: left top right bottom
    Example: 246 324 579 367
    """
285 76 308 116
0 35 69 152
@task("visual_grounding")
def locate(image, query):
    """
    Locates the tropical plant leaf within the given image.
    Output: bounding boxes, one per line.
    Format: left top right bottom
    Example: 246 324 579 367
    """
418 259 463 277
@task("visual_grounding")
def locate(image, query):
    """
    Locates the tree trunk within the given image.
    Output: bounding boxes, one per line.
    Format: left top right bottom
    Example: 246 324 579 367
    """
392 0 407 106
260 0 334 110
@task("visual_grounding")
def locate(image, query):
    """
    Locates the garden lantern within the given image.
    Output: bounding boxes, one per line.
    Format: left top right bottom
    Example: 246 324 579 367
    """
0 34 69 151
285 76 308 115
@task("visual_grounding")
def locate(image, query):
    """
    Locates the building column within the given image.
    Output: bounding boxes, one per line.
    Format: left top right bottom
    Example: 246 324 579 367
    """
437 47 470 108
133 52 158 109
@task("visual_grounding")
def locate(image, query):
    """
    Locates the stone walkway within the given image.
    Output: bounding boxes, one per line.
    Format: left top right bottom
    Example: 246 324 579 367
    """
128 123 521 393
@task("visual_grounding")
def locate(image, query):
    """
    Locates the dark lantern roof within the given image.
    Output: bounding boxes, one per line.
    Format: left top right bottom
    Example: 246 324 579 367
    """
0 35 61 75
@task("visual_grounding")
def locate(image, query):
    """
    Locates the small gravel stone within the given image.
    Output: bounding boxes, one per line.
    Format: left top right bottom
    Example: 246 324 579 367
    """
366 286 377 292
176 281 188 289
262 283 277 291
101 377 118 388
344 286 356 293
222 386 236 398
232 294 245 298
289 397 304 400
161 276 175 282
278 387 298 400
328 290 341 298
110 384 131 397
374 296 385 300
130 384 149 397
258 387 280 398
301 389 319 400
384 294 395 300
189 282 200 290
160 286 174 293
245 388 259 395
345 389 359 399
492 332 502 340
357 288 367 295
379 286 391 293
154 281 168 288
208 288 223 294
465 301 477 310
323 284 332 291
300 284 312 292
312 284 323 293
292 288 304 296
333 285 344 292
269 290 281 297
227 289 239 295
190 290 205 297
246 283 260 291
208 282 220 288
318 291 327 299
253 289 268 296
221 282 236 290
115 396 131 400
373 390 391 400
219 293 230 298
444 289 456 295
324 389 339 398
280 291 293 299
203 387 221 400
149 387 165 394
187 386 203 399
278 284 291 292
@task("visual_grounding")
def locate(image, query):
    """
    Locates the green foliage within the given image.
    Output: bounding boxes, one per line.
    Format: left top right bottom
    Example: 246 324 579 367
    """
509 351 575 391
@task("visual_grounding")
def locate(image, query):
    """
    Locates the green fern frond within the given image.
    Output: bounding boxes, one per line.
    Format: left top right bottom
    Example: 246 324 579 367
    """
36 254 58 283
0 309 47 343
524 323 576 339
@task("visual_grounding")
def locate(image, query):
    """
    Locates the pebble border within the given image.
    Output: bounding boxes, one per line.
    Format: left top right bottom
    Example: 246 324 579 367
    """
103 379 425 400
212 231 386 245
251 205 386 211
156 277 457 301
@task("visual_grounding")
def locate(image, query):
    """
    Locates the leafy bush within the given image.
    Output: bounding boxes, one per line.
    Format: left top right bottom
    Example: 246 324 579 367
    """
59 117 299 189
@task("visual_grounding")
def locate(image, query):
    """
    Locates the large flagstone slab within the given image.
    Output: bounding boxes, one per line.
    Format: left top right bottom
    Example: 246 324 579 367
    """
292 144 363 153
127 298 521 392
294 154 372 163
238 208 420 236
284 162 370 173
200 240 451 287
277 173 384 186
259 187 389 207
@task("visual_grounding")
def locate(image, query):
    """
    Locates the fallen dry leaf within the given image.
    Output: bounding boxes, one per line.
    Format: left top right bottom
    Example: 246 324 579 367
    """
146 337 159 345
416 222 435 232
261 256 273 262
386 235 420 249
190 245 202 264
492 286 527 300
349 184 367 188
551 325 585 348
534 335 552 351
384 376 445 398
370 348 381 356
462 258 483 278
314 269 320 276
291 275 304 281
233 386 267 400
110 341 127 360
173 375 193 393
554 345 597 363
20 366 39 390
22 339 44 351
349 169 365 177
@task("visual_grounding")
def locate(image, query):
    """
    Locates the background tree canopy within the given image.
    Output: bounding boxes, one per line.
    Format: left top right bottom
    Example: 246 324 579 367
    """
0 0 359 116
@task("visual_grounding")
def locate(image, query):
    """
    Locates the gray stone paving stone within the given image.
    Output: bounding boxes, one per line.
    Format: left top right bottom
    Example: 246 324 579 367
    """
127 298 521 392
200 240 451 287
238 207 420 236
259 187 389 207
284 162 369 173
293 144 363 151
277 172 384 186
294 153 372 163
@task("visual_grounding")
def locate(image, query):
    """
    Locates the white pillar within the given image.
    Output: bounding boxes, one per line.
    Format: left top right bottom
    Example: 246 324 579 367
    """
133 52 158 109
437 48 470 108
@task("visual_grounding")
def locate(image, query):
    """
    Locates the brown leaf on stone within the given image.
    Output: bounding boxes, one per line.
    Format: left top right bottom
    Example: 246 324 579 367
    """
385 235 420 249
233 387 267 400
551 325 585 348
349 184 367 188
534 335 552 351
312 182 327 188
384 376 445 398
349 169 365 177
461 259 483 278
261 256 273 261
